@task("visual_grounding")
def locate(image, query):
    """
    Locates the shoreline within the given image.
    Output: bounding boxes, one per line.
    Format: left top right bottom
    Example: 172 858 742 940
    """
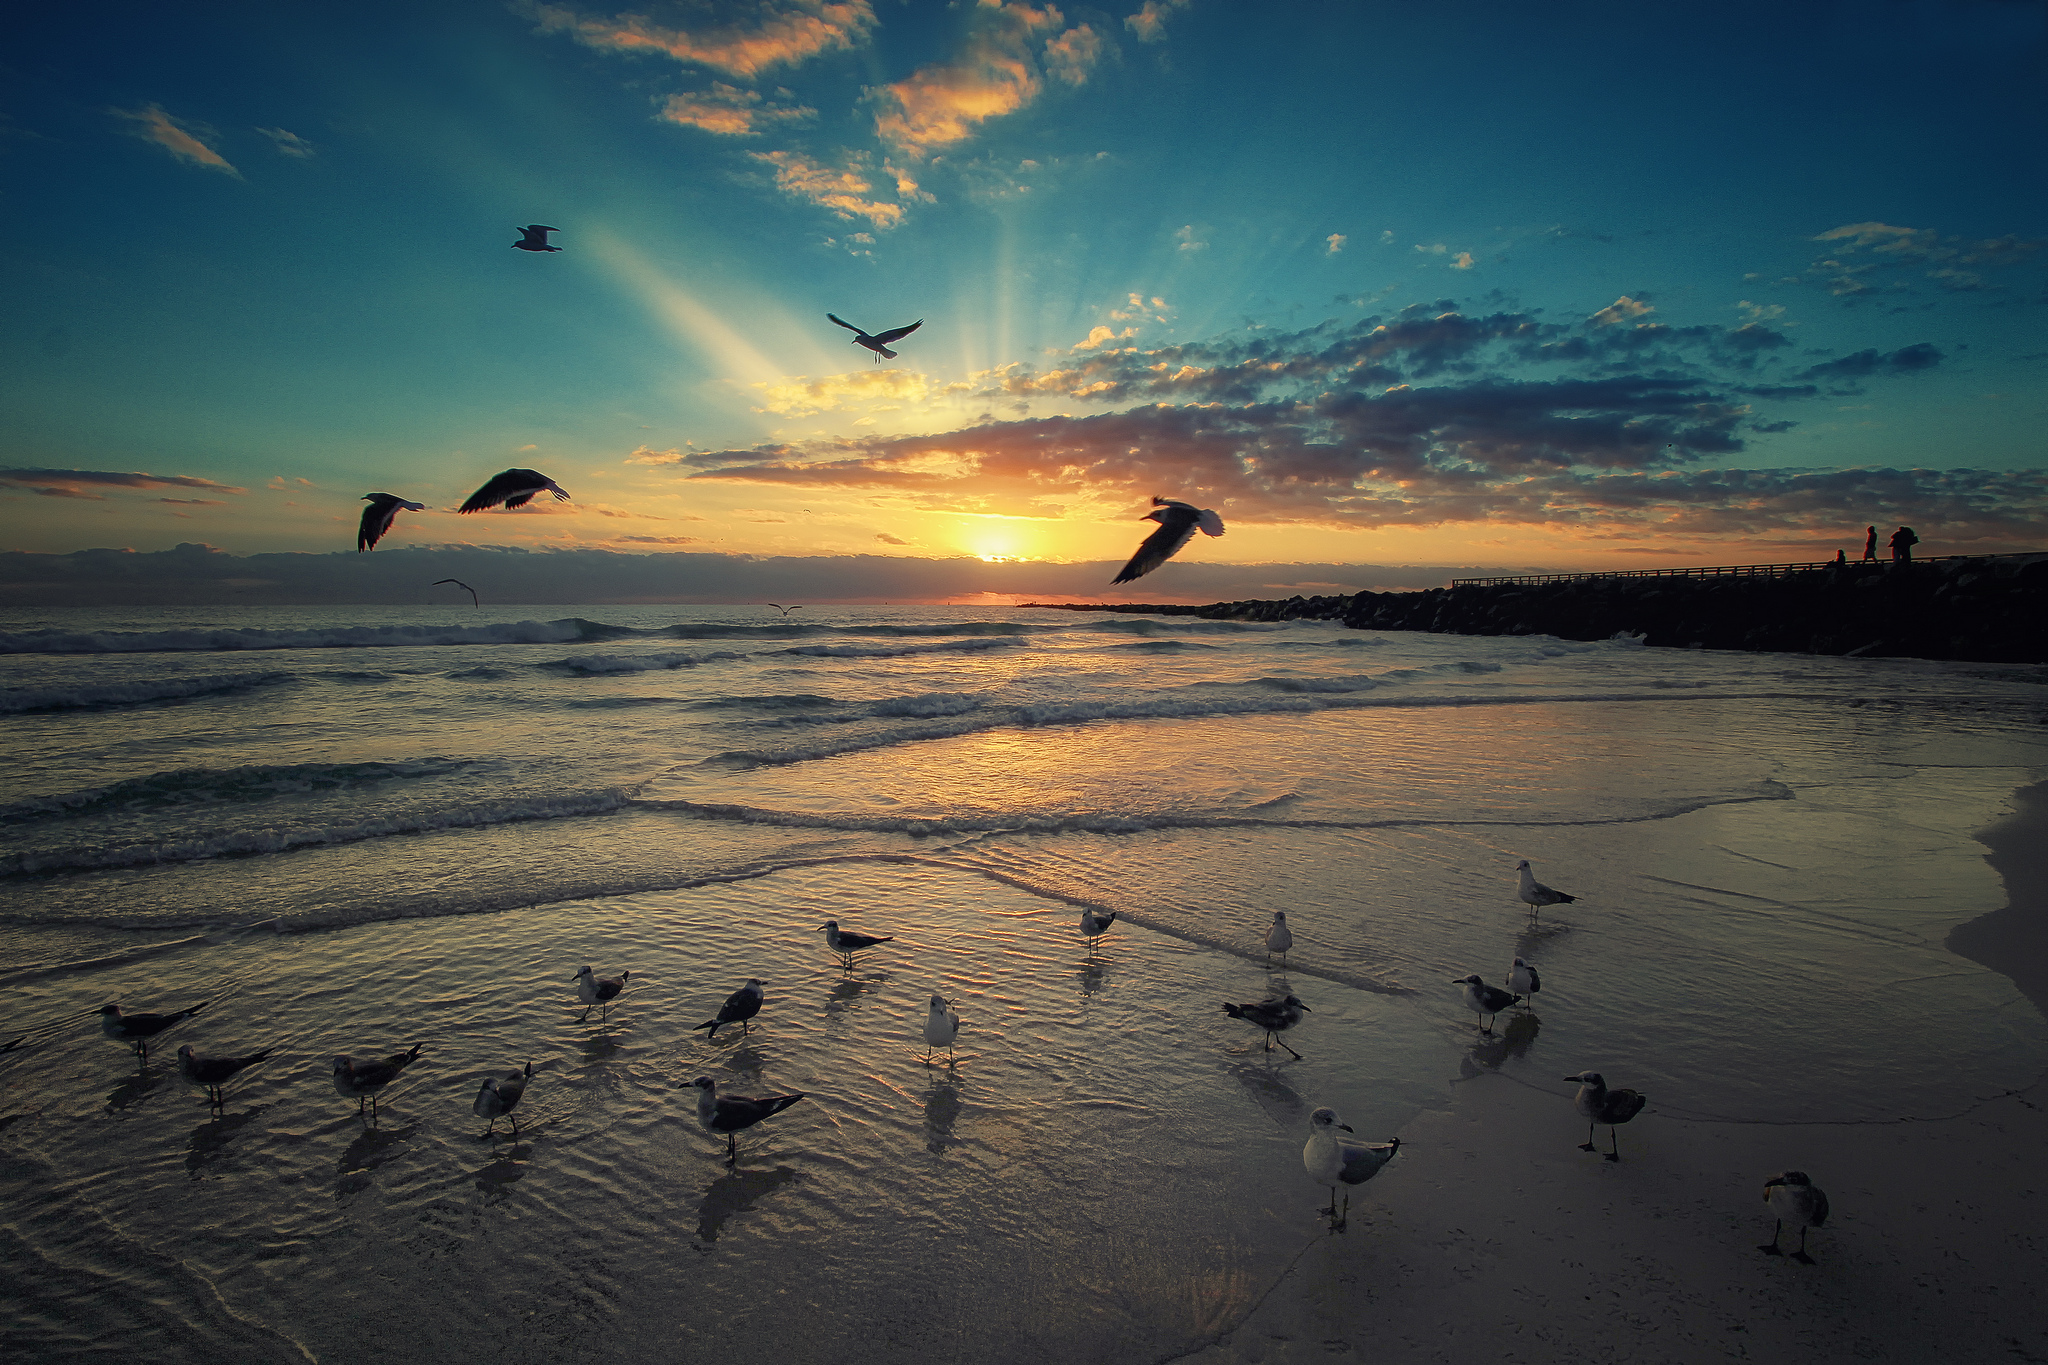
1947 779 2048 1019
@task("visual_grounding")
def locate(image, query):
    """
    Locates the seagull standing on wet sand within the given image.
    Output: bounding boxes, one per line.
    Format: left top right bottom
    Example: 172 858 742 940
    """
1302 1108 1400 1231
177 1043 274 1108
1113 497 1226 584
474 1061 533 1135
1080 908 1117 957
1453 974 1519 1032
358 494 424 551
1266 910 1294 964
921 994 961 1064
817 920 893 971
100 1001 209 1060
573 965 630 1022
1759 1170 1830 1263
826 313 921 362
1222 994 1310 1059
1515 858 1577 914
692 980 765 1039
1507 956 1540 1009
512 225 561 252
1566 1070 1648 1161
687 1076 807 1163
459 469 571 513
333 1044 425 1120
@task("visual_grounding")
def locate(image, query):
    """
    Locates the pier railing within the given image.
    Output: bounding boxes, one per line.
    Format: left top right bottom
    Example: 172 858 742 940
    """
1449 554 2011 589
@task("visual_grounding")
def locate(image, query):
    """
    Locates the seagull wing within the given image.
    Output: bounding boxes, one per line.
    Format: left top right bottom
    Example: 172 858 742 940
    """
1113 505 1202 584
827 313 867 336
872 320 922 345
359 497 399 551
460 470 537 513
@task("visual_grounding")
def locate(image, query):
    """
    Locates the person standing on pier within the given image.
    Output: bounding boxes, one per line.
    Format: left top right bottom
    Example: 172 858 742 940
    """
1889 526 1919 565
1863 526 1879 561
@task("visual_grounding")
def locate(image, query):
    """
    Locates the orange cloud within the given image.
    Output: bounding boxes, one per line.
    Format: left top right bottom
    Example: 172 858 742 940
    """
659 84 815 135
1125 0 1191 44
528 0 876 79
749 150 904 227
111 105 239 176
873 3 1080 158
755 368 931 415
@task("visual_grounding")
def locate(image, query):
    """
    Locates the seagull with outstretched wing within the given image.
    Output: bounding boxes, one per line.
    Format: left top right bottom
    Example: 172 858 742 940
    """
433 578 479 607
358 493 424 552
459 469 570 513
1113 497 1225 584
513 225 561 252
827 313 921 362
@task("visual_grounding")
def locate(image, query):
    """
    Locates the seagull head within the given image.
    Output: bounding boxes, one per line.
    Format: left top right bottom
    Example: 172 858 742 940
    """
1514 859 1531 870
332 1056 353 1074
572 965 593 982
177 1044 196 1060
1453 974 1485 986
1308 1107 1353 1133
689 1076 716 1094
1764 1171 1811 1190
1563 1071 1604 1086
1272 911 1287 923
100 1004 122 1018
1282 995 1310 1011
1512 956 1530 968
928 994 949 1011
816 921 837 932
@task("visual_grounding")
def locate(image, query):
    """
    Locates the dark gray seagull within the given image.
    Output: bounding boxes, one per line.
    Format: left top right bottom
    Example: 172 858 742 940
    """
358 493 424 551
99 1000 209 1060
688 1075 806 1163
572 965 630 1023
460 468 570 513
1453 974 1520 1033
513 224 561 252
1112 497 1226 584
1302 1108 1400 1232
474 1061 533 1136
692 979 765 1039
333 1043 425 1121
817 920 893 971
1079 907 1117 957
827 313 921 362
1222 993 1310 1059
433 578 479 607
1566 1070 1648 1161
177 1042 274 1107
1759 1170 1830 1264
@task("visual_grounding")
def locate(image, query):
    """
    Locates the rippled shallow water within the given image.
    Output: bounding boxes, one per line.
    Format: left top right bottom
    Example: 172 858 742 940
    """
2 605 2044 1361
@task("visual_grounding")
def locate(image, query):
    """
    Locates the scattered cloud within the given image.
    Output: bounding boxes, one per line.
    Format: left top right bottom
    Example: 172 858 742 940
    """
1451 251 1475 270
660 83 816 135
754 368 931 415
110 104 240 176
1125 0 1192 44
613 535 700 544
1071 325 1138 352
256 127 314 158
1588 295 1654 327
1043 24 1104 86
1326 233 1347 255
1736 301 1785 323
525 0 877 79
1175 224 1207 251
1801 221 2048 299
1795 342 1943 382
1379 230 1395 245
1110 294 1173 324
749 149 903 227
874 2 1091 158
875 533 910 545
0 468 246 497
156 498 227 506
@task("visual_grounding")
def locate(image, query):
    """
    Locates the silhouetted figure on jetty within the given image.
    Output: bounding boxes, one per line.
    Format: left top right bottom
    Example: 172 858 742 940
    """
1890 525 1919 565
1862 526 1878 562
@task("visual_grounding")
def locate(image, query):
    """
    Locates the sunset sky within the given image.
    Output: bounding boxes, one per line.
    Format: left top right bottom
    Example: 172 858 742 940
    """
5 0 2045 602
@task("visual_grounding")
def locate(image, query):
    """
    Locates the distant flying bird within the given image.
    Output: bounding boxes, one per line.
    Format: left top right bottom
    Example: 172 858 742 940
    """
513 224 561 252
687 1075 807 1163
333 1044 425 1120
100 1001 209 1060
1566 1071 1648 1161
474 1061 533 1135
433 578 479 608
692 979 765 1039
817 920 893 971
1453 974 1519 1033
1112 497 1225 584
1222 994 1310 1059
766 604 802 616
827 313 922 362
1266 910 1294 964
1507 956 1540 1009
177 1043 274 1107
459 469 570 513
572 965 630 1023
1759 1170 1830 1264
1302 1108 1400 1231
1515 859 1577 914
921 994 961 1064
1079 907 1117 957
358 494 424 552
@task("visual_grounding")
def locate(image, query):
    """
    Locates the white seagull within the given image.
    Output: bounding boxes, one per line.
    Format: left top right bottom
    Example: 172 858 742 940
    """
1759 1170 1830 1264
1514 858 1577 914
1506 956 1541 1009
358 494 424 551
572 965 630 1023
1222 994 1310 1059
1452 974 1519 1032
687 1075 807 1164
692 979 765 1039
817 920 894 971
512 224 561 252
1080 908 1118 957
177 1043 275 1108
459 468 571 513
100 1001 209 1060
1565 1070 1648 1161
1302 1107 1400 1231
332 1044 425 1121
474 1061 533 1135
827 313 922 362
1113 497 1226 584
921 994 961 1064
1265 910 1294 963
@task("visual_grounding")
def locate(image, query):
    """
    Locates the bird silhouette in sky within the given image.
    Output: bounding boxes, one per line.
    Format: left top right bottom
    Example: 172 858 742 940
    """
513 225 561 252
433 578 479 607
766 604 802 616
459 469 570 513
1113 497 1225 584
358 493 424 552
827 313 921 362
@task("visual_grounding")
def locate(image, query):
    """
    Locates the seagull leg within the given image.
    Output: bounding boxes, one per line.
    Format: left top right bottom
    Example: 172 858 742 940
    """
1277 1036 1303 1061
724 1132 738 1166
1604 1127 1621 1162
1758 1219 1785 1256
1579 1121 1597 1153
1791 1227 1815 1265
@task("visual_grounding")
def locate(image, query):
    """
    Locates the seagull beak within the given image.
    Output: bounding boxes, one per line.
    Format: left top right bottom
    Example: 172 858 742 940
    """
1297 1004 1311 1012
1338 1123 1354 1133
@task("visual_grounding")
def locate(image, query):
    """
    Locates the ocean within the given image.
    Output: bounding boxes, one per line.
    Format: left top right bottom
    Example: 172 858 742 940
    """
3 604 2044 1363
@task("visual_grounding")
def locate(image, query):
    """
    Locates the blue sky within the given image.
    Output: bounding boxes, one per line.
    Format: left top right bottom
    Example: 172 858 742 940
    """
4 0 2045 600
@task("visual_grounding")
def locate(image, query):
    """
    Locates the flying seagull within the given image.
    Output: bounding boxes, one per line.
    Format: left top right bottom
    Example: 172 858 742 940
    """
1507 956 1540 1010
1302 1108 1400 1231
1222 994 1310 1059
513 225 561 252
1112 497 1225 584
177 1043 275 1108
1452 974 1520 1033
827 313 922 362
692 979 765 1039
572 965 630 1023
1759 1170 1830 1264
766 604 802 616
1566 1070 1648 1161
1515 859 1576 914
358 494 424 552
474 1061 533 1136
1265 910 1294 964
332 1043 425 1121
921 994 961 1064
100 1001 209 1060
817 920 893 971
1080 908 1117 957
433 578 479 608
459 469 571 513
687 1075 807 1164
